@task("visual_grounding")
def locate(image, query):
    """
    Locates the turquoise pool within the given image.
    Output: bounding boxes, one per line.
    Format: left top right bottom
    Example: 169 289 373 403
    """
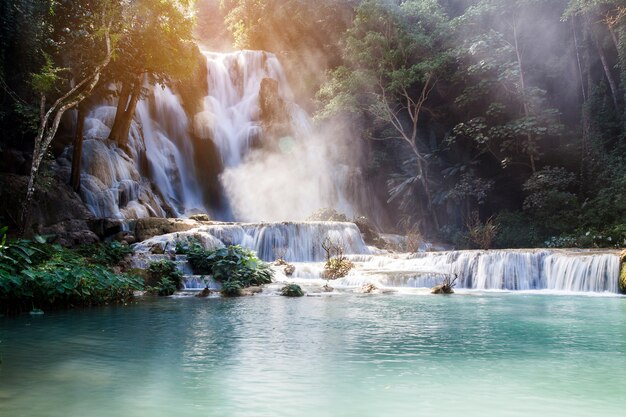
1 293 625 417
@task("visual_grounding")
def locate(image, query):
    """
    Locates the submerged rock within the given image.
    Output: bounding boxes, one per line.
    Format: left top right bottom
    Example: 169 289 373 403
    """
431 284 454 294
358 283 378 294
195 287 212 298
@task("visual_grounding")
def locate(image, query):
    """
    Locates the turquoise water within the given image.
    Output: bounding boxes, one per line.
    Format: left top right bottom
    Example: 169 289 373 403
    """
1 293 625 417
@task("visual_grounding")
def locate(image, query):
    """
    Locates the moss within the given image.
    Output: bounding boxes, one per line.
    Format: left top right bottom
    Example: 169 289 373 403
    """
619 250 626 294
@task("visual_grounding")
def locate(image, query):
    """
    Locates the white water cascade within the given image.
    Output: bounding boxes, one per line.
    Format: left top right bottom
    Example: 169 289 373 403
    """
70 49 364 221
336 249 621 293
75 85 206 219
134 221 371 263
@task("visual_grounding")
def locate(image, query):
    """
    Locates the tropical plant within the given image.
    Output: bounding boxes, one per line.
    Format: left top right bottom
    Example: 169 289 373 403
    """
147 259 184 296
0 236 143 314
280 283 304 297
221 280 243 297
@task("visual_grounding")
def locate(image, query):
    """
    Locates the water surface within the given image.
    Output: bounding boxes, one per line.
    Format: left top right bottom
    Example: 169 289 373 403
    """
1 293 625 417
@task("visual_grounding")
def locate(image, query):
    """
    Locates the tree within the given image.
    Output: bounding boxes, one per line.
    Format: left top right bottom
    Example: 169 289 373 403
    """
106 0 197 149
318 0 454 232
19 2 116 235
452 0 566 174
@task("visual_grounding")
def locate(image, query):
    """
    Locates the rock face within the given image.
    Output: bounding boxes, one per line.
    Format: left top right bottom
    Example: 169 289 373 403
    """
134 218 201 242
619 249 626 294
0 173 99 246
353 216 385 248
259 77 291 138
307 208 349 222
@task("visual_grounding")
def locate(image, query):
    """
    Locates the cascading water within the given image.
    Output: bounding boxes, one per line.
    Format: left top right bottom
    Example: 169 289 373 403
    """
61 48 622 295
134 221 371 263
74 85 207 219
71 49 365 222
338 250 621 293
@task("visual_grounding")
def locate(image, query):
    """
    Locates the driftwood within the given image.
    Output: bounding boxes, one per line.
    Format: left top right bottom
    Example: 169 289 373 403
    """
431 273 458 294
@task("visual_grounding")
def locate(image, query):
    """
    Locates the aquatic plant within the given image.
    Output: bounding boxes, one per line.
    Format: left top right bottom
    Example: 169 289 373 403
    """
147 260 184 296
280 283 304 297
221 280 243 297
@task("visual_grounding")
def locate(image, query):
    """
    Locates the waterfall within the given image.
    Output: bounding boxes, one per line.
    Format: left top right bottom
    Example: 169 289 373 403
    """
339 250 621 293
74 85 207 219
69 49 365 222
133 221 371 262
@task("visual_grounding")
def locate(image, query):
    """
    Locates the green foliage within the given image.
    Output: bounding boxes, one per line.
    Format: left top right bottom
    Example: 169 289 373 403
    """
30 53 64 95
0 238 143 314
177 240 273 296
75 241 133 266
280 283 304 297
147 259 184 296
221 280 243 297
494 211 541 248
523 167 579 235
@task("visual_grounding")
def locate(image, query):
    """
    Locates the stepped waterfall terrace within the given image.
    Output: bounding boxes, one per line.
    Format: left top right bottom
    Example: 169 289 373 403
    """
47 46 624 295
128 220 624 294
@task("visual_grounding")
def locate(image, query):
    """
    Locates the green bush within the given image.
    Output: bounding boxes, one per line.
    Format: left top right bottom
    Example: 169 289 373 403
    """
280 283 304 297
147 260 184 296
523 167 579 235
494 211 541 248
76 241 134 266
221 280 243 297
0 233 143 314
180 242 273 286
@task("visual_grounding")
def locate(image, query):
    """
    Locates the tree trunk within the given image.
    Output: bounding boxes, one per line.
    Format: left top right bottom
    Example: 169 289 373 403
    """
70 102 87 192
108 74 143 151
19 22 113 237
512 15 536 173
593 33 620 111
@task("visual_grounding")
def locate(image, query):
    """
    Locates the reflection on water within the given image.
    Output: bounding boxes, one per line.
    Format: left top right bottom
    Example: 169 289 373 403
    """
1 294 625 417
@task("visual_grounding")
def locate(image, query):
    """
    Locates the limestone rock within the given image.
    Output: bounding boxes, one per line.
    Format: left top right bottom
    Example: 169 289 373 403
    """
353 216 386 248
134 218 200 242
284 264 296 276
0 173 98 246
307 208 348 222
431 284 454 295
189 213 211 222
195 287 212 298
359 283 378 294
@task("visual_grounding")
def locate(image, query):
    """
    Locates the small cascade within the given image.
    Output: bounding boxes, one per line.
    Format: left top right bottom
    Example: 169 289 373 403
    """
333 250 621 293
133 221 371 262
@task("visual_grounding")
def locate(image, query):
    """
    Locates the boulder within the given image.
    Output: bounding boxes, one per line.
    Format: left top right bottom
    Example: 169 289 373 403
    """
353 216 386 248
284 264 295 276
0 173 98 246
307 208 348 222
195 287 212 298
189 213 211 222
134 218 200 242
358 283 378 294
